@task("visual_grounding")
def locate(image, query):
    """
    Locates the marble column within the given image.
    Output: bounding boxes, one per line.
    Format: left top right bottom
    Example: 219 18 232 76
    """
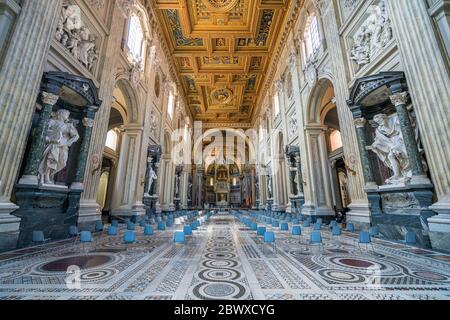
0 0 62 251
19 91 59 185
72 114 96 190
390 92 429 185
304 125 335 217
385 0 450 251
110 125 145 218
353 118 376 188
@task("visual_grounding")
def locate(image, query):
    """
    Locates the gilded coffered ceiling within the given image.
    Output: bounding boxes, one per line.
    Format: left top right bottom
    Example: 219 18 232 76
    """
152 0 291 126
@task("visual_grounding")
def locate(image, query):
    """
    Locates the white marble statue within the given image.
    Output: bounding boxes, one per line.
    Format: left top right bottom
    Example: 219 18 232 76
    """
350 0 392 67
147 166 158 195
38 110 80 186
369 114 411 185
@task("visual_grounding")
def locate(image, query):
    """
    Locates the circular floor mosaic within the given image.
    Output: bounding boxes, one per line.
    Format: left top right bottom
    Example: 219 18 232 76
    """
40 255 112 272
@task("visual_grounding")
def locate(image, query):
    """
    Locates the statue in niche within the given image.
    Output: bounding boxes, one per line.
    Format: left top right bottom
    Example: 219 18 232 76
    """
38 109 80 186
147 166 158 195
369 114 411 185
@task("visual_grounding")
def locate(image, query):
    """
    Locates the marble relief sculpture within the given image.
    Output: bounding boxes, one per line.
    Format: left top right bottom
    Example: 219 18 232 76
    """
55 5 98 72
350 1 392 67
38 110 80 186
369 114 411 185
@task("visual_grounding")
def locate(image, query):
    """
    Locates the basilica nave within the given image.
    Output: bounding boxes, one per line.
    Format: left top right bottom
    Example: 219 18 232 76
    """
0 0 449 301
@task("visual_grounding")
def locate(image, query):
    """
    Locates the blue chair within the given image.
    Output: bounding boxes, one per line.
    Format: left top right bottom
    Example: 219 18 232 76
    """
80 231 93 253
32 231 46 244
111 220 119 227
124 230 136 244
332 226 342 237
174 231 185 244
292 219 299 225
191 222 198 231
369 226 380 237
144 225 154 236
257 226 266 236
263 231 276 253
127 222 136 231
95 221 104 232
281 223 289 231
157 222 166 231
292 226 302 236
184 226 193 236
166 220 174 228
332 226 342 243
346 223 355 232
292 226 302 245
304 220 311 228
358 231 374 252
330 221 338 229
313 222 322 231
80 231 93 243
309 231 324 252
139 220 147 227
405 231 417 245
108 226 118 236
69 225 79 237
250 222 258 231
272 220 280 228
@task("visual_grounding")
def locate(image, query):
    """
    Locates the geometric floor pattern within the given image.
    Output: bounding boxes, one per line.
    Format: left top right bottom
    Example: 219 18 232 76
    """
1 213 450 300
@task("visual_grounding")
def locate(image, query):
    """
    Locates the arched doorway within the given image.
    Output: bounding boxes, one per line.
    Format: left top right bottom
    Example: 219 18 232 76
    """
304 78 350 219
107 79 145 218
96 106 124 221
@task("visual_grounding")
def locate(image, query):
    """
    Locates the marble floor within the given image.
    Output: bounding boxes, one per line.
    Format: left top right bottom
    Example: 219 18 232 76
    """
0 213 450 300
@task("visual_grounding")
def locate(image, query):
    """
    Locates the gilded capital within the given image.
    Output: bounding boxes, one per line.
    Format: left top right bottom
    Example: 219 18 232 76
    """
41 92 59 106
390 92 409 107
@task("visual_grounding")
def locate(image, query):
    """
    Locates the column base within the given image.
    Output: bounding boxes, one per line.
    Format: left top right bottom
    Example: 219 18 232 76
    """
428 197 450 253
18 175 38 186
77 199 102 231
347 200 371 230
0 202 21 252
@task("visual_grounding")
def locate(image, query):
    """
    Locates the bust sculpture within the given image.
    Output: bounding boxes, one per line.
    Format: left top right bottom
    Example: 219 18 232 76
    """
38 109 80 186
369 113 411 185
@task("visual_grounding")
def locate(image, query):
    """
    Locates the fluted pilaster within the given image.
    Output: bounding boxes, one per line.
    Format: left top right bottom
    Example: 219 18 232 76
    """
0 0 62 207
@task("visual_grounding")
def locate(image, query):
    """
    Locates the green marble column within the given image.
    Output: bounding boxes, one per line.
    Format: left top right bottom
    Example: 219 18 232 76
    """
21 92 59 182
390 92 425 177
73 115 95 189
354 118 376 186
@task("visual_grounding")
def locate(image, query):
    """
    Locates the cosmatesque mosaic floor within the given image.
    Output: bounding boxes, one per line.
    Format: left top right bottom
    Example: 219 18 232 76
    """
1 213 450 300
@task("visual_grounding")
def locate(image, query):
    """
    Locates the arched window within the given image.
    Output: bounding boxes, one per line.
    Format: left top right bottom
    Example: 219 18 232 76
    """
167 91 175 119
105 129 118 151
126 14 145 63
304 15 321 60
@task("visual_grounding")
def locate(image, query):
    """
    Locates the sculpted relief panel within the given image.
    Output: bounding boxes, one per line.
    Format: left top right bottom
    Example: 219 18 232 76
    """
349 1 393 69
55 4 99 73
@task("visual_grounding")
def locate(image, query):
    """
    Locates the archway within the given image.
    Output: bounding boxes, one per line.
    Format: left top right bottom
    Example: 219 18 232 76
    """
107 79 145 218
304 78 346 219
